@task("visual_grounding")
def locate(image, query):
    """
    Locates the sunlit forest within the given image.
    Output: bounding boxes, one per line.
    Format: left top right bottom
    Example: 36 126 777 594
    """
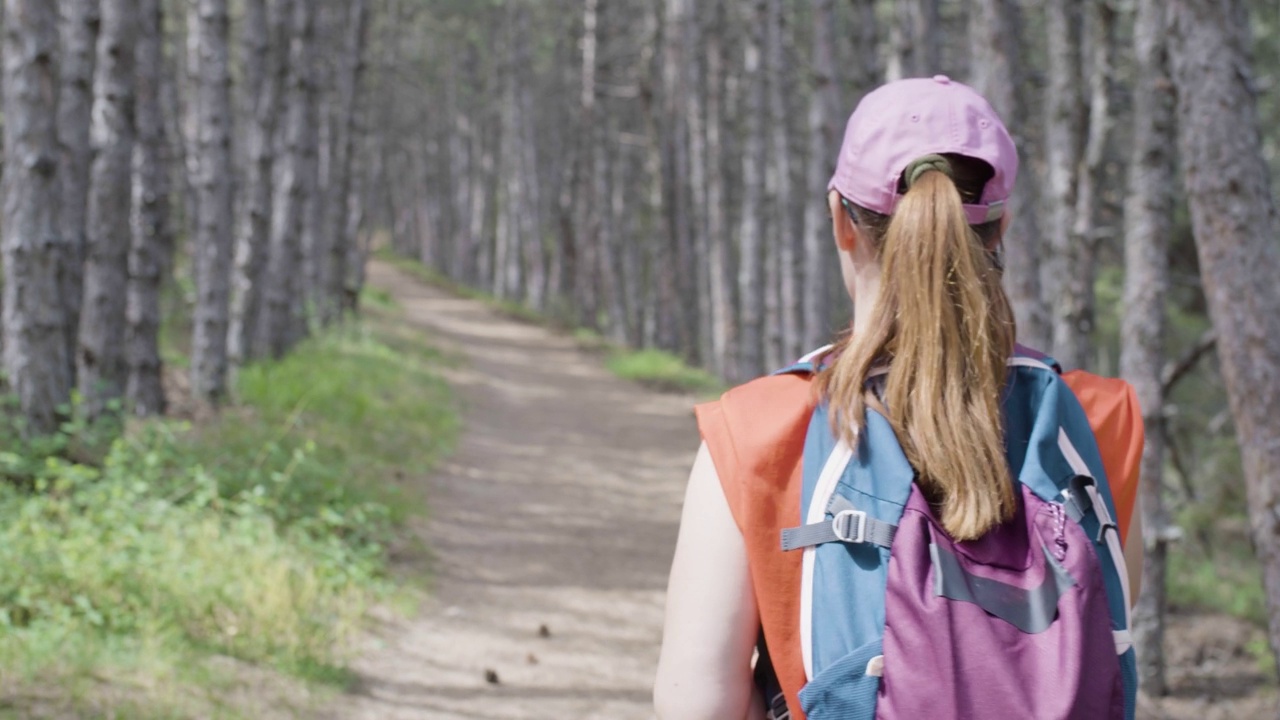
0 0 1275 716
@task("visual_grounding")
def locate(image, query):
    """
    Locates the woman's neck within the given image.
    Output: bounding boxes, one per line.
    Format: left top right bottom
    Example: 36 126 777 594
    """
849 266 882 347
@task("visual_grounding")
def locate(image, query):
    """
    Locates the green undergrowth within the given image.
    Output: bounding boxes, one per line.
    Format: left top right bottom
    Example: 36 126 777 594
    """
603 348 723 395
379 249 724 396
0 311 457 717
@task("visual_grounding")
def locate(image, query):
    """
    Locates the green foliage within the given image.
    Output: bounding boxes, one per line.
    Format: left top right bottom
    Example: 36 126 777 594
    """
605 349 724 396
360 286 398 310
0 319 457 715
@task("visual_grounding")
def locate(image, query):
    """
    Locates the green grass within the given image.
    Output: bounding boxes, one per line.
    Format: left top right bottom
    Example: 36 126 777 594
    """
605 348 724 395
0 310 457 717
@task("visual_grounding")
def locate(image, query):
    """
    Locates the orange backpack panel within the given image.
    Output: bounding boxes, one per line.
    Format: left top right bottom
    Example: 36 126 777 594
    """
1061 371 1145 545
695 372 817 720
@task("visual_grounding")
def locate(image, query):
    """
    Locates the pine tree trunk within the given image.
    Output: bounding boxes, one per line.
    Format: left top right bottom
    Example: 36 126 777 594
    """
736 0 766 380
1043 0 1088 369
321 0 369 323
1059 0 1116 370
685 0 712 365
494 7 522 302
1122 0 1175 693
662 0 695 356
56 0 101 383
126 0 173 417
258 0 316 358
78 0 137 417
512 3 545 313
765 0 797 366
573 0 601 330
968 0 1051 351
802 0 840 352
703 0 732 378
2 0 72 434
229 0 290 366
887 0 940 81
1167 0 1280 676
189 0 235 401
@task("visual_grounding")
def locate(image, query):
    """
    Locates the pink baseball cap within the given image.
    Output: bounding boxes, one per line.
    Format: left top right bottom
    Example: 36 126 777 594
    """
827 75 1018 226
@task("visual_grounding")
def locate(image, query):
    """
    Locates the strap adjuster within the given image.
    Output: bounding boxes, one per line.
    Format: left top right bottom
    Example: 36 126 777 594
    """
832 509 868 544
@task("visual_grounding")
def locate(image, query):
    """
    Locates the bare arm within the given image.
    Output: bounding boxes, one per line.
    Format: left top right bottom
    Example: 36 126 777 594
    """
654 443 765 720
1125 496 1144 607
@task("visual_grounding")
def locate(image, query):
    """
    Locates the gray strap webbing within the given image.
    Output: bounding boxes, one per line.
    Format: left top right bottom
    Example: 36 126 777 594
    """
931 541 1077 634
779 495 897 552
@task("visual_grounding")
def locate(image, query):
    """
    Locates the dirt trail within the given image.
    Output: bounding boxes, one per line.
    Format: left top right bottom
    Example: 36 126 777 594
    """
335 262 697 719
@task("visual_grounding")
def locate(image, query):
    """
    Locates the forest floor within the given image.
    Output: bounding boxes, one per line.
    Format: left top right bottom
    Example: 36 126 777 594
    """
329 261 1275 720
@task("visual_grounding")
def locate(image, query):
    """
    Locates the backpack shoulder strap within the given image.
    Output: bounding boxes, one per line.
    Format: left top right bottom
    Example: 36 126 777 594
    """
1060 371 1144 546
694 365 820 720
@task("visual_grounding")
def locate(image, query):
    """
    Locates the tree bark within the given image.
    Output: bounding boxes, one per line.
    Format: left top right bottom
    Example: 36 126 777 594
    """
493 7 522 302
1122 0 1175 694
736 0 766 380
1043 0 1090 370
126 0 172 417
56 0 101 383
1167 0 1280 675
78 0 137 417
968 0 1051 351
321 0 370 323
802 0 841 353
2 0 73 434
702 0 732 378
258 0 316 358
765 0 797 367
662 0 695 355
887 0 940 81
229 0 289 367
189 0 235 401
685 0 712 364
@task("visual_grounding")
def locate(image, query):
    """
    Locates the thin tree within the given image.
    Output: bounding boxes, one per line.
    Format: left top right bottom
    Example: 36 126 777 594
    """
2 0 72 434
78 0 137 416
764 0 796 366
887 0 940 81
736 0 766 380
322 0 371 323
190 0 235 401
702 0 732 377
258 0 316 358
1122 0 1176 693
801 0 840 353
968 0 1050 351
126 0 173 416
229 0 290 366
56 0 101 381
1167 0 1280 672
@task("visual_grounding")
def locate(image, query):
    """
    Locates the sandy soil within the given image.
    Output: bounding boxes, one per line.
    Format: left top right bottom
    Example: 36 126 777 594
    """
332 261 1277 720
331 262 698 719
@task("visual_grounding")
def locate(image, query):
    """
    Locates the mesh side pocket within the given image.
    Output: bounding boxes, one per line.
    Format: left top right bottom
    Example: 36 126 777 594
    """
798 638 883 720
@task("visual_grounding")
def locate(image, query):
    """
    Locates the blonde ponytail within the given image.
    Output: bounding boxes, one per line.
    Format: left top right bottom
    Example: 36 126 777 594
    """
817 156 1017 541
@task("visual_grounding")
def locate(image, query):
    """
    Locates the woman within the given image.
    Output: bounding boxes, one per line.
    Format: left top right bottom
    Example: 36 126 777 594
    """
654 77 1144 720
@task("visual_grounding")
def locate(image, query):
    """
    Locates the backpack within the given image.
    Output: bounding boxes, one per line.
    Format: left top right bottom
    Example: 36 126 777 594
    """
738 346 1139 720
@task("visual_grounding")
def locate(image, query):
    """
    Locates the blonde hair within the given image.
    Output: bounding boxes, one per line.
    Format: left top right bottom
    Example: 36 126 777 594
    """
816 156 1017 541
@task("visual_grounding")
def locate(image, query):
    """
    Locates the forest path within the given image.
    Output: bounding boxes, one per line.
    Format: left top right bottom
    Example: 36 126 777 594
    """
333 262 697 719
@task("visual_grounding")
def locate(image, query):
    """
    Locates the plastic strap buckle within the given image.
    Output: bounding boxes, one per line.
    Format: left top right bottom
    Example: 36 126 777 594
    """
832 509 868 544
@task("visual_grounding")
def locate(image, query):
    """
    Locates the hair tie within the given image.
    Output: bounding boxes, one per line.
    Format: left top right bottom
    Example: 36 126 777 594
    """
904 154 954 188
